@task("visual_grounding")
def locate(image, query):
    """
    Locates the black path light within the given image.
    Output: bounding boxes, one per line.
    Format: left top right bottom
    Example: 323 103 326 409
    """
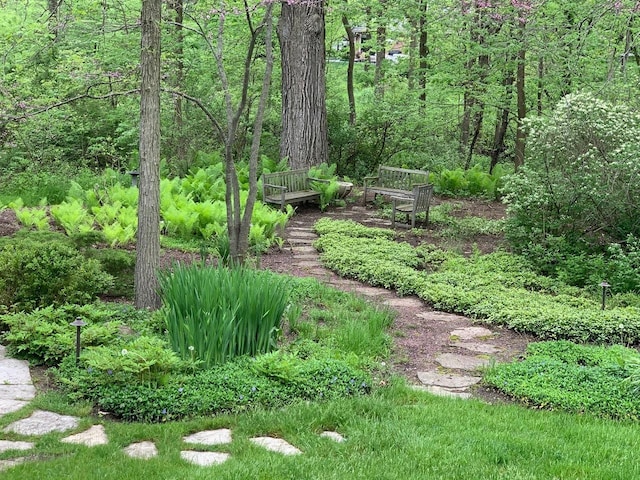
127 170 140 187
600 281 611 310
70 317 87 366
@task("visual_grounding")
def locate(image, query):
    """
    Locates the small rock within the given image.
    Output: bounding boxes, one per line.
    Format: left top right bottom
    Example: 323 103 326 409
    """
123 441 158 459
61 425 108 447
4 410 79 436
0 440 34 454
320 431 345 442
250 437 301 455
180 450 230 466
183 428 232 446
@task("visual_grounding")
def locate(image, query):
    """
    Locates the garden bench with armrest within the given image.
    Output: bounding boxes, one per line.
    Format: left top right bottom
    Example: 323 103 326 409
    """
362 166 430 204
261 168 327 211
391 183 434 229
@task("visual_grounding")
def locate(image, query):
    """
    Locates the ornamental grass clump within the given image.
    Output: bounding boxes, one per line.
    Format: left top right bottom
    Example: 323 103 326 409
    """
160 264 289 368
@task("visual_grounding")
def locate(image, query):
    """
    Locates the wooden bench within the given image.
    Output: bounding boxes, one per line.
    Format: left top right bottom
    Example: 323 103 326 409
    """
391 184 434 229
362 166 430 204
261 169 324 210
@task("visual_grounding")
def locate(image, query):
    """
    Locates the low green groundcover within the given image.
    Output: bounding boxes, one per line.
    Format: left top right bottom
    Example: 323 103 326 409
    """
484 341 640 421
55 353 371 422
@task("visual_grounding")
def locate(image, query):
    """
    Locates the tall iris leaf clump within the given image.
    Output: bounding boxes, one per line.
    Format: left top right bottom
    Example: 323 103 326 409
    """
159 264 289 368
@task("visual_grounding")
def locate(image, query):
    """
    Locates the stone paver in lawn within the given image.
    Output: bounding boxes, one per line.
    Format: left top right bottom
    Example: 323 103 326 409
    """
123 441 158 459
295 260 324 268
411 385 473 399
417 371 481 389
356 286 390 297
61 425 108 447
320 431 345 442
4 410 79 436
0 385 36 401
0 440 34 454
450 326 495 340
0 359 32 386
180 451 230 467
0 400 29 416
436 353 490 370
183 428 232 446
0 457 26 472
250 437 301 455
287 230 317 238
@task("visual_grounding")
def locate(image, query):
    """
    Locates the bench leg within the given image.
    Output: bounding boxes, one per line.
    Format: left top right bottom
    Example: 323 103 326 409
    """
391 199 397 228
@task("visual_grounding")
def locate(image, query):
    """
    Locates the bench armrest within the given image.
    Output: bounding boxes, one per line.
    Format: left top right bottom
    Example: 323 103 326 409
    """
363 175 379 186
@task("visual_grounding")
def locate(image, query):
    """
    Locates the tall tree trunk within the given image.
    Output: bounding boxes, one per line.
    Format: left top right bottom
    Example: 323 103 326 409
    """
514 45 526 170
418 0 429 106
135 0 162 310
278 0 328 169
490 57 515 172
342 14 356 125
374 24 386 98
170 0 187 164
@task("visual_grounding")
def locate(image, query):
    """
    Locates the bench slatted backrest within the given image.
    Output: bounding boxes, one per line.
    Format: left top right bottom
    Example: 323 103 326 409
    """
413 184 433 211
378 166 429 190
263 169 309 191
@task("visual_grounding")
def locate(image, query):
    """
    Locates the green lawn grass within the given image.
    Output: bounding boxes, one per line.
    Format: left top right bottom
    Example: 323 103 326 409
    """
2 385 639 479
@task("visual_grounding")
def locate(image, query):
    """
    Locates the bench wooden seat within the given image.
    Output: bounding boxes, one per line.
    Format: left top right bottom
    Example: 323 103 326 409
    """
391 184 434 228
363 166 430 204
261 168 322 210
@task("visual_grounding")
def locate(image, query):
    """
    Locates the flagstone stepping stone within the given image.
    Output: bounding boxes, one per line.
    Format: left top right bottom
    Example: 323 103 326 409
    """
357 286 390 297
320 431 345 442
293 254 320 261
436 353 490 370
296 260 324 268
250 437 301 455
0 440 34 453
383 297 424 309
287 230 317 238
0 385 36 401
452 342 500 354
411 384 473 399
123 441 158 459
450 326 494 340
291 246 317 254
0 457 27 472
0 358 32 385
180 450 230 466
416 311 468 322
288 238 315 245
61 425 108 447
4 410 79 436
183 428 232 446
417 371 481 389
0 400 29 416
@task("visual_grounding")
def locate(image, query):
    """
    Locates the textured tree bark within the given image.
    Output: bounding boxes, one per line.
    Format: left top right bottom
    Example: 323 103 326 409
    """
135 0 161 310
278 0 328 169
342 14 356 125
374 24 386 98
418 0 429 106
514 45 526 171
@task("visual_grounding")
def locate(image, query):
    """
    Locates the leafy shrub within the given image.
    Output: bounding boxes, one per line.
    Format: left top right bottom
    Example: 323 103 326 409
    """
0 304 124 365
430 164 505 199
159 264 290 367
56 353 371 422
484 341 640 420
86 248 135 298
503 92 640 252
0 239 113 310
9 198 50 231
